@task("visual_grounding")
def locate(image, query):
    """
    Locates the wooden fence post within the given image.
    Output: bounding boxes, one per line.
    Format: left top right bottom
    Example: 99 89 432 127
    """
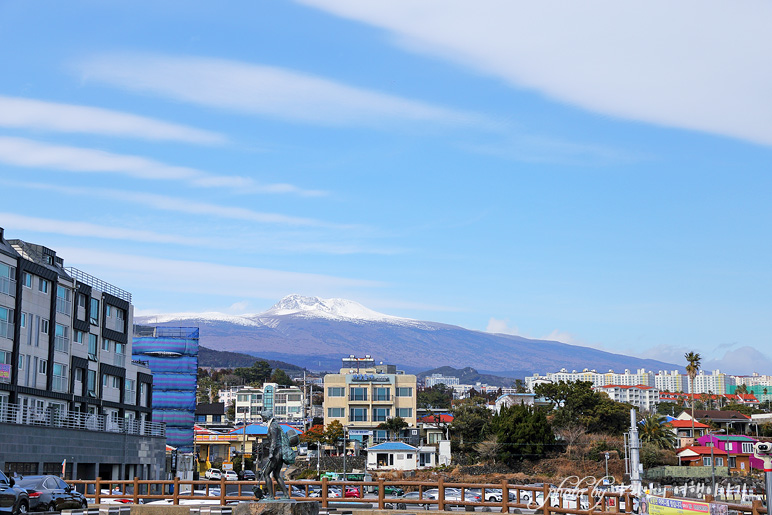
378 478 385 510
752 500 762 515
438 476 445 512
543 483 551 515
172 476 180 505
133 477 139 505
95 477 101 505
501 479 509 513
321 477 328 509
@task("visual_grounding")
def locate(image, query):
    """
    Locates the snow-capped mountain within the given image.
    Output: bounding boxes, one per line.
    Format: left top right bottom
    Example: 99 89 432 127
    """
135 294 678 375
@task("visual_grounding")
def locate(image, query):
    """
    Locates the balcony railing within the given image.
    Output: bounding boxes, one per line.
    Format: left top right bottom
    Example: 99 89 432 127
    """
0 276 14 296
113 352 126 367
65 267 132 303
52 375 68 392
56 297 72 315
0 320 13 340
54 335 69 353
0 401 165 437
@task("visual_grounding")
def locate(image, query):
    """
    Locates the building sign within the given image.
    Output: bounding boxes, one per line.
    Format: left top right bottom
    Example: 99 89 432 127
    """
0 364 10 380
349 429 373 436
350 374 391 383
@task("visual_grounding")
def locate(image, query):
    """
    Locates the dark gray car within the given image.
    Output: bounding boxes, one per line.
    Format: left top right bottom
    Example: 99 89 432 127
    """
15 476 85 512
0 471 29 515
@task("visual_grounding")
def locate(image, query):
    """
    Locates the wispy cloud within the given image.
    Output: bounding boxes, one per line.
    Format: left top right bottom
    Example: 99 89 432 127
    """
76 53 491 129
298 0 772 146
486 317 520 336
4 180 345 229
55 247 384 300
0 136 325 196
0 212 197 246
0 95 225 145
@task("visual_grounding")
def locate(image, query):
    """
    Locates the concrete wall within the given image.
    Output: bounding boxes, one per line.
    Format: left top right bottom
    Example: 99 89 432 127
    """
0 422 166 479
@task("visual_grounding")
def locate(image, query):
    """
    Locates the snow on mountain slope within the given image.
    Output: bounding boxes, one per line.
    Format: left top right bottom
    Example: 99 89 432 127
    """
137 312 263 327
258 294 405 322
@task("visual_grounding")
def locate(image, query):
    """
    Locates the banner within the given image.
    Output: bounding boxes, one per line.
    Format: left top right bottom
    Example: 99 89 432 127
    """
646 495 710 515
0 363 11 380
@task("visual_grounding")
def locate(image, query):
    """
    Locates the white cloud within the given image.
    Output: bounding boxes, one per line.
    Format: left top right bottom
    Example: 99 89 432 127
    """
298 0 772 146
0 95 225 144
0 137 324 195
486 317 520 336
55 247 383 300
76 53 489 129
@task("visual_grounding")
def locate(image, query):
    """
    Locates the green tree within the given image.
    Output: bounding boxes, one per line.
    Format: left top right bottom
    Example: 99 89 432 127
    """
684 351 701 435
533 380 631 434
235 360 272 385
450 398 493 452
418 384 453 410
377 416 408 440
269 368 294 386
640 413 676 449
492 403 556 466
325 420 345 448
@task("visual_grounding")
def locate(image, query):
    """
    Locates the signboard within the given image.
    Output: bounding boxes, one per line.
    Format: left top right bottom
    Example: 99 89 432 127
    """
349 429 373 436
350 374 390 383
646 495 710 515
0 364 10 380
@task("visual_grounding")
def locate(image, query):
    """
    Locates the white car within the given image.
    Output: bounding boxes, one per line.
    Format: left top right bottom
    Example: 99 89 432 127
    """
223 470 239 481
205 469 222 480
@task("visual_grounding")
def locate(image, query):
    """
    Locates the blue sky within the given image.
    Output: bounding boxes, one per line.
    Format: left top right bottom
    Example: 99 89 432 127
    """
2 1 771 373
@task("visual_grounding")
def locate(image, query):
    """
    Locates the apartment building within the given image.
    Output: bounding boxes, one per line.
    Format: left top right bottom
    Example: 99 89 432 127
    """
424 373 460 388
655 369 733 394
0 228 164 480
593 384 660 411
232 382 305 424
324 356 417 446
525 368 655 391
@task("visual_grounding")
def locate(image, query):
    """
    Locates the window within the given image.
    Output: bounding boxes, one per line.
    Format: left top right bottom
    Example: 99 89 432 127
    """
728 456 737 468
327 387 344 397
41 319 49 334
18 354 24 369
275 406 287 415
703 457 712 466
350 387 368 401
38 360 47 374
78 294 87 308
0 307 13 339
742 442 754 454
74 330 84 344
23 273 32 288
328 407 344 417
106 305 112 317
112 376 120 388
74 368 83 382
374 387 390 401
373 407 391 422
20 312 26 328
54 324 69 352
56 286 71 314
88 334 98 357
89 298 99 325
125 379 135 392
715 457 724 466
38 278 49 293
116 308 124 320
397 408 413 418
102 339 110 352
396 387 413 397
0 263 13 296
350 407 368 421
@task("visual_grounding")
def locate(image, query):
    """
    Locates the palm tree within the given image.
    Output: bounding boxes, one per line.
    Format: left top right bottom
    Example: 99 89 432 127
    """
685 352 702 439
640 413 677 449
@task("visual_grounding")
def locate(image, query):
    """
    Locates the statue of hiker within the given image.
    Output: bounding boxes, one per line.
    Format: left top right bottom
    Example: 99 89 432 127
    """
253 411 299 500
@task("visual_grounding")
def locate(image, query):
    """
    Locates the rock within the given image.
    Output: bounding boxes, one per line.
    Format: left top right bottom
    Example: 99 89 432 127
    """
233 500 319 515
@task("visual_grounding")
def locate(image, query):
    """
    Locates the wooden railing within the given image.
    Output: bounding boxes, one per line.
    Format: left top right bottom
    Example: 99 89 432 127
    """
68 477 769 515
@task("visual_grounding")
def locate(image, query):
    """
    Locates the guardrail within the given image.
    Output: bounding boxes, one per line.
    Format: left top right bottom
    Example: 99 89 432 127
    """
70 477 642 513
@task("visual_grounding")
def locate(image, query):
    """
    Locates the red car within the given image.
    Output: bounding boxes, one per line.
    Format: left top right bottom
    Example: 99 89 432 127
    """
344 486 361 498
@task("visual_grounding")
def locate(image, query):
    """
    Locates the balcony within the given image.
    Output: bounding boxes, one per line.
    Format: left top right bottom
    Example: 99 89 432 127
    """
0 400 165 437
0 320 14 340
52 374 68 393
113 352 126 367
56 297 72 316
54 335 69 354
0 276 14 297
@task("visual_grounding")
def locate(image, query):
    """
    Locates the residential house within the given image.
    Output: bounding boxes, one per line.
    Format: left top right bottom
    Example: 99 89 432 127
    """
367 441 436 470
676 446 729 471
697 434 761 474
665 419 710 448
417 412 452 446
678 410 752 434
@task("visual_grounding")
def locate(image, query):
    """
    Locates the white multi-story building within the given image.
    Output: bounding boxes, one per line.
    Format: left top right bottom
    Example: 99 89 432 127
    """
233 383 305 424
525 368 655 391
424 373 460 388
655 369 733 394
734 373 772 388
594 384 660 411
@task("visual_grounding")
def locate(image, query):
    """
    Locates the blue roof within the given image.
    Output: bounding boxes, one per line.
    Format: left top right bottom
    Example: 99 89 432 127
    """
367 441 417 452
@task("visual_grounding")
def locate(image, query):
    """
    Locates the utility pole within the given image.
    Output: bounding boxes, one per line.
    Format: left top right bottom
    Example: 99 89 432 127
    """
629 409 641 496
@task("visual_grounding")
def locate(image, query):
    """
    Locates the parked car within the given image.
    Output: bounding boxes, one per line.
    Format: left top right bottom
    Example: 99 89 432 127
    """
240 470 256 481
373 485 404 497
223 471 238 481
204 469 221 480
15 476 86 512
0 470 29 515
387 490 437 510
344 486 360 498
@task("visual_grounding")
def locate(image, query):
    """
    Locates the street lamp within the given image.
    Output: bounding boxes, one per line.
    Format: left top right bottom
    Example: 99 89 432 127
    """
604 452 610 480
708 429 726 495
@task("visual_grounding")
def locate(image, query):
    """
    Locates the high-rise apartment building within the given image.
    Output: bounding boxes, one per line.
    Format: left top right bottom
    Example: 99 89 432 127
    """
233 383 305 425
0 228 164 480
